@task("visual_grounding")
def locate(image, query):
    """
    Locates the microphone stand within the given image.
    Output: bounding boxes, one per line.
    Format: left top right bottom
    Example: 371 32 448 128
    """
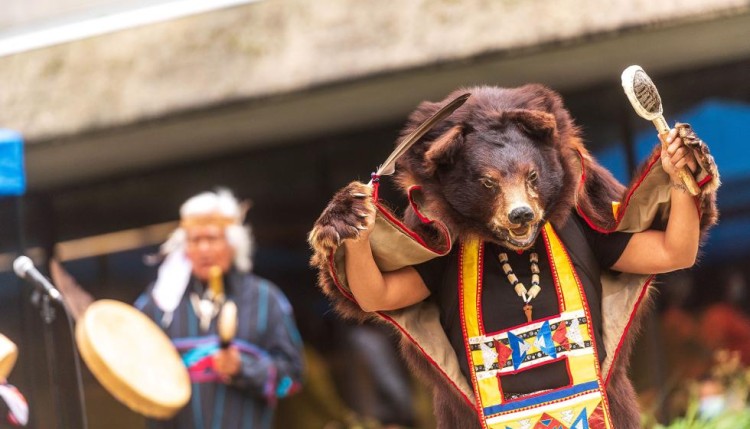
28 274 89 429
14 195 62 429
29 290 66 429
15 196 88 429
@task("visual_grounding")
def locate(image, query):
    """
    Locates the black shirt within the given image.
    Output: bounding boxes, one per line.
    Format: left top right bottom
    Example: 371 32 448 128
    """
414 213 632 394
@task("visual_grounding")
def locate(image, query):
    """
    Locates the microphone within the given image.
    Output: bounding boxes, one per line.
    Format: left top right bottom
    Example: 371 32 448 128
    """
13 256 63 303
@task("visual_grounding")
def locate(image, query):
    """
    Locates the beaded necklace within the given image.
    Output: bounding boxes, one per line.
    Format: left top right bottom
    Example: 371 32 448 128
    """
498 250 540 322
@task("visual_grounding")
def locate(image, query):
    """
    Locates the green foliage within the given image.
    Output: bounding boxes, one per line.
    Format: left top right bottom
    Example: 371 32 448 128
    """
646 350 750 429
653 408 750 429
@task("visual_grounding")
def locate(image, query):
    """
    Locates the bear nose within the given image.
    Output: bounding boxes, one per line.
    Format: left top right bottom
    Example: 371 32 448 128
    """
508 206 534 225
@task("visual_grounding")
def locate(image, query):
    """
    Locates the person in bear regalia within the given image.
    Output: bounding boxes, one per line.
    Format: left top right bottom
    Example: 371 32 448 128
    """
309 85 720 429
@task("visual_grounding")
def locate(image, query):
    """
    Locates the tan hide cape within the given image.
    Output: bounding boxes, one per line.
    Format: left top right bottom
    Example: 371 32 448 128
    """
326 146 708 409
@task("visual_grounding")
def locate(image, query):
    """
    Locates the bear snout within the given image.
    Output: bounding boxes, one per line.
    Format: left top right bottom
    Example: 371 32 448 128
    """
508 206 534 225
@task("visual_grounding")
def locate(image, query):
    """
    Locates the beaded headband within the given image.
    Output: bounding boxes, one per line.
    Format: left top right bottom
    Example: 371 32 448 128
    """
180 213 239 229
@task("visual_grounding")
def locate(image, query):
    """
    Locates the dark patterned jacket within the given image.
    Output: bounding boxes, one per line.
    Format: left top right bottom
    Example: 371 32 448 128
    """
136 271 303 429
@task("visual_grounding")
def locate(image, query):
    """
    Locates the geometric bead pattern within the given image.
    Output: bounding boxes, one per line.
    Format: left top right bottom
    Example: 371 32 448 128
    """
468 311 593 375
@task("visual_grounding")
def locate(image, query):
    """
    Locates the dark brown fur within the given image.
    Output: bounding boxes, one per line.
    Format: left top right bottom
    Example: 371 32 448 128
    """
309 85 719 428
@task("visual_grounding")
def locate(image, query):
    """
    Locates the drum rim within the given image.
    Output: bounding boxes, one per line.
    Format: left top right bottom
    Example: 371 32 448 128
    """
76 299 191 419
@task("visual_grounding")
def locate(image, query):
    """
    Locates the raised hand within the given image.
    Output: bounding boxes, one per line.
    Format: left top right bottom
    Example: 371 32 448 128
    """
675 122 720 194
661 127 698 186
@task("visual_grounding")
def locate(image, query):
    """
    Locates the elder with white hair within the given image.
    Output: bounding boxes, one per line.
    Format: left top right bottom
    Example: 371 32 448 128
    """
136 189 303 429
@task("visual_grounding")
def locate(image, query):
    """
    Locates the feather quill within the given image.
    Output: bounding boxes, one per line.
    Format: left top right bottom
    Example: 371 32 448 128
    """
370 93 470 184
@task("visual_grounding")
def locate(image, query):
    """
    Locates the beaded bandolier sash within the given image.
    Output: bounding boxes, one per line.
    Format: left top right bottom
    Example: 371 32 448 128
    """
459 223 613 429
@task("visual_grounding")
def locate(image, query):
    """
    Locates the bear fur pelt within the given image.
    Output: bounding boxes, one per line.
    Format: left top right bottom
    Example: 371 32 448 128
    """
309 84 720 429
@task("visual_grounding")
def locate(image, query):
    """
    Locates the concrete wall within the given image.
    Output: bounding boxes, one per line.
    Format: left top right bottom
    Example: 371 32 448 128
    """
1 0 748 142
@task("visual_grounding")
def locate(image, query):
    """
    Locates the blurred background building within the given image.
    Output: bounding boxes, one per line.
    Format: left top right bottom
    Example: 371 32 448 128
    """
1 0 750 427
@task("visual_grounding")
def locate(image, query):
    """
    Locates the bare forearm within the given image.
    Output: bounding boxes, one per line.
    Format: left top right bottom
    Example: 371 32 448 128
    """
343 238 388 312
342 238 430 311
663 187 700 267
612 127 703 274
313 180 429 311
614 187 701 274
651 127 701 270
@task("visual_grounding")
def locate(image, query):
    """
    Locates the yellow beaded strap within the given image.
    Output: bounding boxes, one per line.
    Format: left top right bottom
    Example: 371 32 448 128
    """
458 224 613 429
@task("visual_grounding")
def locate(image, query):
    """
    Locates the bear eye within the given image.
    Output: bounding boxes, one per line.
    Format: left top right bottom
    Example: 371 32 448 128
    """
527 170 538 184
480 177 497 190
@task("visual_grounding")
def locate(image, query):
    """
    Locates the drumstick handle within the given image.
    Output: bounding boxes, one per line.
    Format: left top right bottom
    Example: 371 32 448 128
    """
218 300 237 349
653 116 701 196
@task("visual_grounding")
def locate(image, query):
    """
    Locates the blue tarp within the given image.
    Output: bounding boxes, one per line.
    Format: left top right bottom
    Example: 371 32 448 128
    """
0 129 25 196
594 100 750 260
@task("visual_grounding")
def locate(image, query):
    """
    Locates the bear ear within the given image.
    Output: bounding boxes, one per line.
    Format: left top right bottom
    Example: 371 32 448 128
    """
506 109 558 143
516 84 565 113
424 125 464 175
